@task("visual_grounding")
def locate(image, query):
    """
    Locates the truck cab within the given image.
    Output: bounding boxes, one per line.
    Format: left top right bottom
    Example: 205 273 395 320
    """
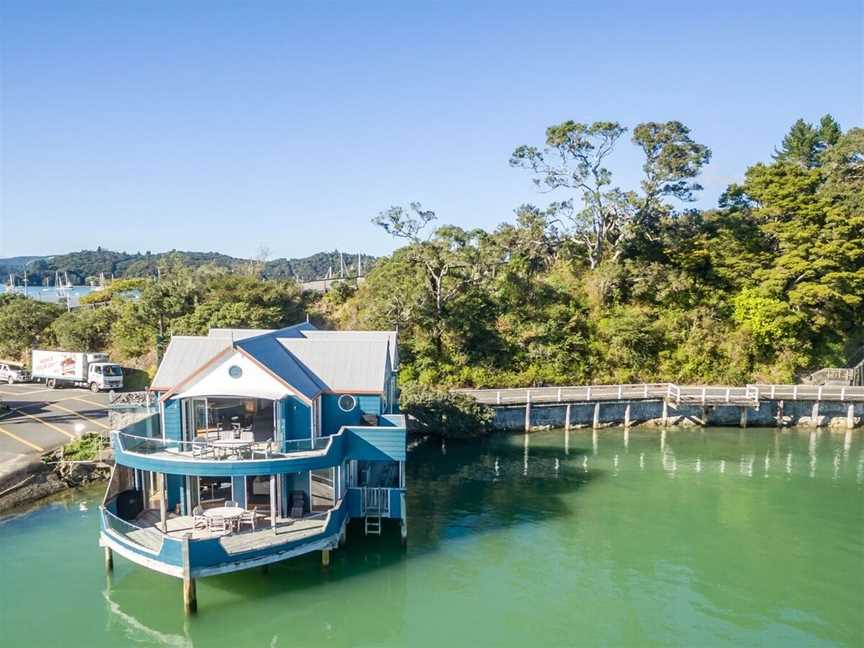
0 362 30 384
89 363 124 391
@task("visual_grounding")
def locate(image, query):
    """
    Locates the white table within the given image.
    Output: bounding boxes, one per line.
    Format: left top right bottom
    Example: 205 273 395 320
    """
211 439 254 459
203 506 245 532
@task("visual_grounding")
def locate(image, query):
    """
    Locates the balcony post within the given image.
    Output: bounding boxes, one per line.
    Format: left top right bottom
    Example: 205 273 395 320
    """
270 474 277 530
159 473 168 533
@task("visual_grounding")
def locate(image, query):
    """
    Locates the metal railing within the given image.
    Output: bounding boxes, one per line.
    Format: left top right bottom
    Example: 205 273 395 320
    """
100 505 166 554
113 431 331 460
454 383 864 406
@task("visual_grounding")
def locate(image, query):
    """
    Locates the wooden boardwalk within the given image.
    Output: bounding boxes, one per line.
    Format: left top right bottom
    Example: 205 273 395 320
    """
453 382 864 407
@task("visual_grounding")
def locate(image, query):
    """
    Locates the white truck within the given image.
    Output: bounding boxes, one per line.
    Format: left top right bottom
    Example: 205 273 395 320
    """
31 350 124 392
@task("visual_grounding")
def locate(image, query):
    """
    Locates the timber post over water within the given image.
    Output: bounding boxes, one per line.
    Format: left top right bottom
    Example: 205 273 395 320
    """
453 383 864 432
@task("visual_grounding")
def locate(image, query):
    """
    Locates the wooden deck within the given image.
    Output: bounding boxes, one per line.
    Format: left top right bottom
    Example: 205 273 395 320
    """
131 509 327 554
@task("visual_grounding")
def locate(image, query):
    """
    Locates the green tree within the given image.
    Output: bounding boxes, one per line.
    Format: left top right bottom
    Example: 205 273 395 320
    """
0 295 61 359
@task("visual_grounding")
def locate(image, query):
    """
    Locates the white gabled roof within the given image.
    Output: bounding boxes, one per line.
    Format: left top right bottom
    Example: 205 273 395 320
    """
153 322 397 397
278 338 390 393
151 336 232 391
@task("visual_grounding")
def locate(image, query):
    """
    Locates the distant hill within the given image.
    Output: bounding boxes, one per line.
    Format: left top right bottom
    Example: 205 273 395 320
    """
0 248 377 285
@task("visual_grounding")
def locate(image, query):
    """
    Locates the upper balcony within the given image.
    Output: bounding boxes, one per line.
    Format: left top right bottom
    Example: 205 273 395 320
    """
111 413 407 476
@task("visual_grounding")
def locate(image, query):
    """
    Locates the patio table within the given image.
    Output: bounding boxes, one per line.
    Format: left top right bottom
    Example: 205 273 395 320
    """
211 439 254 459
203 506 245 532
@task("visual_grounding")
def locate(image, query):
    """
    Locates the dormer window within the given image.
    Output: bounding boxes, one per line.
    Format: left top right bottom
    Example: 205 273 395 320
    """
338 394 356 412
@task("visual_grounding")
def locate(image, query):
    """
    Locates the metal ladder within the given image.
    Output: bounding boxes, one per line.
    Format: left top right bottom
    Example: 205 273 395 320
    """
363 487 385 536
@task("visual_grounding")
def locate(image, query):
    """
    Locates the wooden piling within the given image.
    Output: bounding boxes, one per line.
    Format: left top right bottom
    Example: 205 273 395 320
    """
104 546 113 573
524 391 532 432
740 407 748 429
624 402 631 428
811 401 820 426
661 400 668 427
400 492 408 547
321 549 331 567
181 533 196 614
593 402 600 429
777 400 785 427
848 403 855 430
564 403 571 432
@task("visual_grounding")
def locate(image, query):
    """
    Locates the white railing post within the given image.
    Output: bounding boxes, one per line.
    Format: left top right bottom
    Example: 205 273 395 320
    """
725 388 730 403
793 385 798 400
586 386 592 400
557 388 562 402
617 385 623 400
701 387 706 405
817 385 823 401
643 384 649 398
496 391 501 405
770 384 775 399
841 386 846 401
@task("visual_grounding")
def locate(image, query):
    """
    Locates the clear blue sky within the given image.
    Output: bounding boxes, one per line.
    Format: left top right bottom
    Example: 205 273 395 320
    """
1 1 861 259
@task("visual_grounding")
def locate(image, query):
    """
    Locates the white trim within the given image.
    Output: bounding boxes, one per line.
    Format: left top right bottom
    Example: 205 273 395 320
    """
100 533 183 578
337 394 357 412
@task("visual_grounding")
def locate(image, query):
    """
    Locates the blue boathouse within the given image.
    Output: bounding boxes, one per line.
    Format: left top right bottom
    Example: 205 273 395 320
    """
99 322 407 611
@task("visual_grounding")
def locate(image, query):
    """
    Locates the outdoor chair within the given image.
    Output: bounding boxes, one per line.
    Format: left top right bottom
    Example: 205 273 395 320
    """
207 516 227 534
225 500 239 508
289 492 304 519
239 506 257 531
192 505 207 529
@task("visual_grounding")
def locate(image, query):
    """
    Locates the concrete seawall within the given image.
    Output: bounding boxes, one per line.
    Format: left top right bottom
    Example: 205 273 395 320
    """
491 399 863 432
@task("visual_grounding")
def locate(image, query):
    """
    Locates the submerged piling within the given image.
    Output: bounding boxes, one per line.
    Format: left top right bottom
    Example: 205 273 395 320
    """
181 533 196 614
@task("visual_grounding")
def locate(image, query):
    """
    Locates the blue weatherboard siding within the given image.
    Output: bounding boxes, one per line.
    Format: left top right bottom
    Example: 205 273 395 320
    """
357 395 382 416
163 398 182 441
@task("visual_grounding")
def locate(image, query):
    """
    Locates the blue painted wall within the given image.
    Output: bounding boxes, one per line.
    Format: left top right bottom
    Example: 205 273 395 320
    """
282 396 311 441
321 394 363 435
166 474 183 512
163 399 182 441
231 476 247 507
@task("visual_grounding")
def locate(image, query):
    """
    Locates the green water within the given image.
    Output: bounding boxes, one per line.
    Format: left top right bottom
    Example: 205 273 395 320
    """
1 427 862 647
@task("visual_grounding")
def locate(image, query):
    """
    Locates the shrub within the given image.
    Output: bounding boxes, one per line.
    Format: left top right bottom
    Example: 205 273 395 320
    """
399 383 493 439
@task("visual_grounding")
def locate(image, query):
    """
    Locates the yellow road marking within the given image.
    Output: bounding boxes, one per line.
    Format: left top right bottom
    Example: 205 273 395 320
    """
10 408 76 439
0 425 44 452
63 396 107 408
49 403 111 430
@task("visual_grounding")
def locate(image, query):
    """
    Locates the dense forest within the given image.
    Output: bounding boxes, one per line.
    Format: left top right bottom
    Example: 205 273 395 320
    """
0 115 861 392
0 249 376 285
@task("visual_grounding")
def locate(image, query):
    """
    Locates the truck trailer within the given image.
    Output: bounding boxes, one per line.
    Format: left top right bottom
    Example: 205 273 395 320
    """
31 350 124 392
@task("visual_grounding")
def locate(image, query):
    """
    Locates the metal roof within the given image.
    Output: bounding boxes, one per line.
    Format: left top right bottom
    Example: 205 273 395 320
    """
150 336 232 390
235 334 325 399
298 330 399 368
154 322 397 396
277 338 390 393
208 328 275 340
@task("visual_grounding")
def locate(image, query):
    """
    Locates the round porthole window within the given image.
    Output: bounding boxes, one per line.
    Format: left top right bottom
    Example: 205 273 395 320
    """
338 394 356 412
228 365 243 379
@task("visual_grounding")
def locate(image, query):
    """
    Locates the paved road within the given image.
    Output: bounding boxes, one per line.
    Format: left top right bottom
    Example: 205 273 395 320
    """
0 383 111 475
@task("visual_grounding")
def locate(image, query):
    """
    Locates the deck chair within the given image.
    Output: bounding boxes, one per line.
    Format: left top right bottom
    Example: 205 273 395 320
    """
239 506 257 531
192 505 207 529
207 516 227 533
